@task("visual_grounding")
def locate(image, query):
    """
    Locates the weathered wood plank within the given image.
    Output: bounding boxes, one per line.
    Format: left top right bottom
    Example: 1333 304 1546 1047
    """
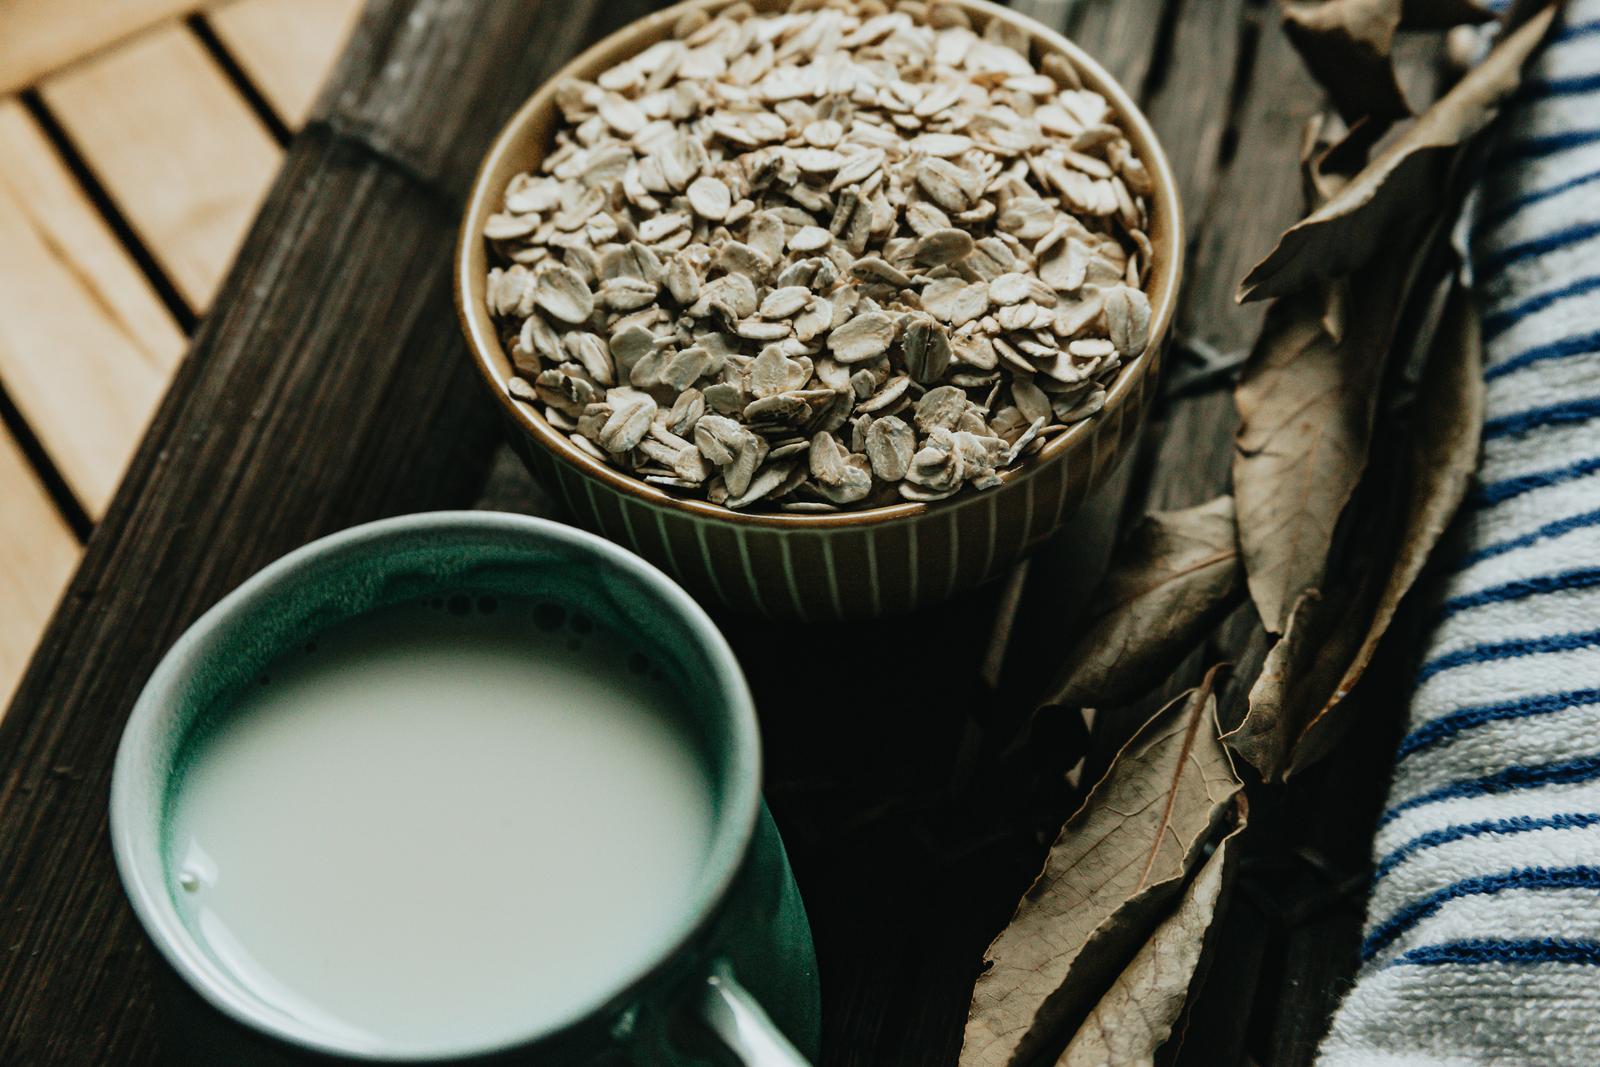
1142 9 1325 514
0 98 185 517
39 23 282 311
207 0 367 128
1183 13 1323 360
1009 0 1168 94
0 1 656 1061
0 0 208 94
1065 0 1168 98
0 427 78 711
1142 0 1247 242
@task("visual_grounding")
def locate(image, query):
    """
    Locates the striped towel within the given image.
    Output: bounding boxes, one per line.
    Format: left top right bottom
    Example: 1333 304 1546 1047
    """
1317 6 1600 1064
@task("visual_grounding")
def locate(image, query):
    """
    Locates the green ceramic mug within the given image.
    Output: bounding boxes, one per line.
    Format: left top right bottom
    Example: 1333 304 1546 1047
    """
109 512 820 1065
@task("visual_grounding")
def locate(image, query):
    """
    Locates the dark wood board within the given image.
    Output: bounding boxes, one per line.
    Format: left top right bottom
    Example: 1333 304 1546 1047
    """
0 0 1437 1064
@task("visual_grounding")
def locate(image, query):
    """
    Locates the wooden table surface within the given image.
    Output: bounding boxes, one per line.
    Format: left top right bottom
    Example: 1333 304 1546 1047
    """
0 0 1427 1063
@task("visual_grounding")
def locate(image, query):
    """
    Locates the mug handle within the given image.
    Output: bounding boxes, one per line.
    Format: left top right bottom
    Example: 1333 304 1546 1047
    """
694 960 813 1066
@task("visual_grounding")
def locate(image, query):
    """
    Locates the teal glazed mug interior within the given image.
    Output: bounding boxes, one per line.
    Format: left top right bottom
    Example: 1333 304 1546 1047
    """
109 512 819 1065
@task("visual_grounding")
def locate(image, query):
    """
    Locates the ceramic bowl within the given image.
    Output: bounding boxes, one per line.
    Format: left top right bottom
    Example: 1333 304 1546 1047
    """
456 0 1183 620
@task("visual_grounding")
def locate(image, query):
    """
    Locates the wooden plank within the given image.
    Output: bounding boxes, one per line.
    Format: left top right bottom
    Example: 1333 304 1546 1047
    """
1143 0 1247 242
39 24 282 312
0 0 207 94
1066 0 1169 99
1142 10 1326 514
207 0 366 128
1181 14 1323 360
0 0 665 1061
1011 0 1167 94
0 427 78 712
0 98 186 517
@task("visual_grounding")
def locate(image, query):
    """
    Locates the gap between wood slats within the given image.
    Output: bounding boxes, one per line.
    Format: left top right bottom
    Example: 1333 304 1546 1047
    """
186 15 295 146
204 0 368 131
0 98 186 518
38 21 283 313
0 0 211 95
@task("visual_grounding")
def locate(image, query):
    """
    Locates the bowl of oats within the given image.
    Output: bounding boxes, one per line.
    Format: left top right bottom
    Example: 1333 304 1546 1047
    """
457 0 1181 619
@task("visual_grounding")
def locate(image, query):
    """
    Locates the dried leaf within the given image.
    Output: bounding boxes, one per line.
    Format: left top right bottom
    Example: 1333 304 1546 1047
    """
1229 278 1481 780
1282 0 1411 129
1238 6 1558 303
1055 807 1246 1067
1289 282 1483 772
1039 498 1243 710
1232 262 1404 634
1226 589 1344 779
1504 0 1561 33
963 673 1241 1067
1299 114 1353 212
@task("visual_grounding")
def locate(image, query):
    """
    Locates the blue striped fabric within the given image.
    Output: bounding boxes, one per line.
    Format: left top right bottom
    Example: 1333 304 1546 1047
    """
1374 814 1600 883
1414 626 1600 685
1435 564 1600 616
1456 505 1600 565
1477 171 1600 233
1476 217 1600 273
1481 325 1600 376
1473 452 1600 504
1318 6 1600 1064
1394 688 1600 761
1392 938 1600 967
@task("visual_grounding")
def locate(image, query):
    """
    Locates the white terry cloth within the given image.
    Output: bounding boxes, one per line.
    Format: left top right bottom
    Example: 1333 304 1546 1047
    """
1317 5 1600 1064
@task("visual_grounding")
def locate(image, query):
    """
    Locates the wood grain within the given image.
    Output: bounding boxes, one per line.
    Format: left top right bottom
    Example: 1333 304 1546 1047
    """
0 98 185 517
0 0 669 1061
1143 12 1326 514
0 0 208 94
39 23 282 311
1183 15 1324 359
1066 0 1169 99
208 0 367 128
0 426 78 711
1142 0 1247 241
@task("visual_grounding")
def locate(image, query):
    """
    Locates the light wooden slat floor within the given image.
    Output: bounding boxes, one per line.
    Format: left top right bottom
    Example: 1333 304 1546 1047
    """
0 0 211 95
210 0 367 127
39 24 284 312
0 99 186 517
0 0 361 709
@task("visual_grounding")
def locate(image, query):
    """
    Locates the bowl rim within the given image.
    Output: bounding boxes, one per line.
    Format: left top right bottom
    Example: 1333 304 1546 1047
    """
455 0 1184 531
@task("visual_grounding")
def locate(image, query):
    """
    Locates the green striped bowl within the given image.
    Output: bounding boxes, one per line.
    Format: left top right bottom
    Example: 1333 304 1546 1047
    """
457 0 1183 620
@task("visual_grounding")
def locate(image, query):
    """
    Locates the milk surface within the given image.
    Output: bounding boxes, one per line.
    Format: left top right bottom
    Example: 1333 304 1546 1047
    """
167 597 715 1056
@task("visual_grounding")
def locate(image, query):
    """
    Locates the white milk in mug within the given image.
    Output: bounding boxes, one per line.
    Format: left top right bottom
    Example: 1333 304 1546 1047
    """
164 595 715 1058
